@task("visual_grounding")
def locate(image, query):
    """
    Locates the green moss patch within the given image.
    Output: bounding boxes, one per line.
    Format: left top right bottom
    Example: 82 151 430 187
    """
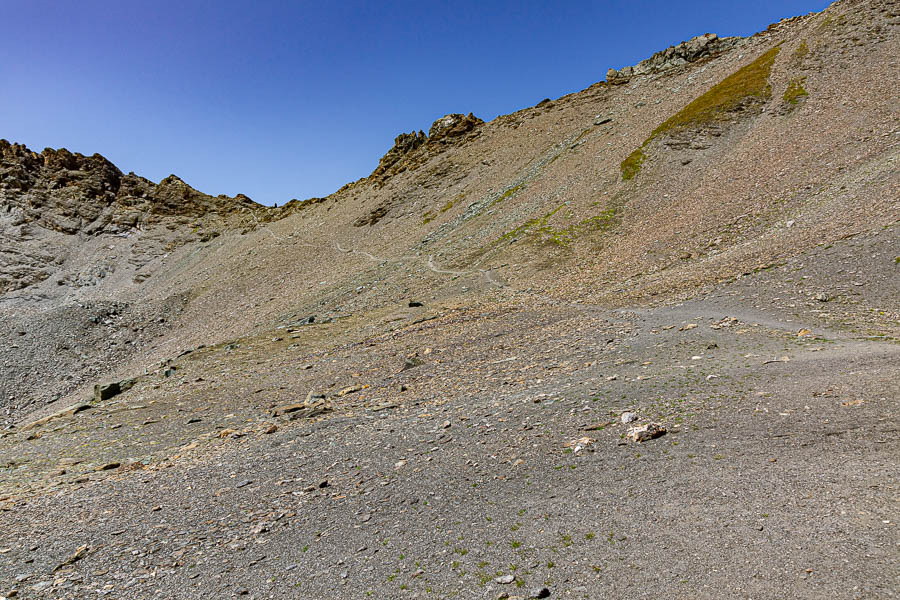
620 46 781 180
621 147 646 181
495 203 622 248
496 184 523 203
783 77 809 104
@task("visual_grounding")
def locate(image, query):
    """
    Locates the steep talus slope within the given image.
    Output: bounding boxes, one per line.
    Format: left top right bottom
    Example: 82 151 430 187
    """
0 142 277 415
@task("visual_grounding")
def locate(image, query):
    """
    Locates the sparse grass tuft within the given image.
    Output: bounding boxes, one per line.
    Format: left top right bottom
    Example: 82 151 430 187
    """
783 78 809 105
621 147 646 181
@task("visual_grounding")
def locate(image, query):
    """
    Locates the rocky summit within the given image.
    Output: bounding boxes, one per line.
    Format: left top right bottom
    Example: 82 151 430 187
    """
1 1 898 598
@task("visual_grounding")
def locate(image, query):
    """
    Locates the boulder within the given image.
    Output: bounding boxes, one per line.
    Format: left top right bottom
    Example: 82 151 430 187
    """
93 378 136 402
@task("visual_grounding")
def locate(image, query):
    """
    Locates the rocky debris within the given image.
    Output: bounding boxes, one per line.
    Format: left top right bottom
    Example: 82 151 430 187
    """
563 436 595 453
710 317 739 330
606 33 742 83
494 574 516 584
627 423 667 442
620 411 637 424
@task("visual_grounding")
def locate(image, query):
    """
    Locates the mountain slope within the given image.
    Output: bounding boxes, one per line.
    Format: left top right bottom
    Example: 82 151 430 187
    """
0 1 898 598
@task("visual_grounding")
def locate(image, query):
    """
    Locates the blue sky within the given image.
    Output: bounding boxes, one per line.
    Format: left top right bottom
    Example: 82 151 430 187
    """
3 0 831 205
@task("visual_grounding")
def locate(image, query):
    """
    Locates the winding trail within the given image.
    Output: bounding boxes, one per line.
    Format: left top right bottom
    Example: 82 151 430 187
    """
333 241 504 288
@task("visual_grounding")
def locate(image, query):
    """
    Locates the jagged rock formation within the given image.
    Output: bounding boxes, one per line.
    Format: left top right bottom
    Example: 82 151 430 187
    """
606 33 743 83
369 113 483 184
0 141 272 294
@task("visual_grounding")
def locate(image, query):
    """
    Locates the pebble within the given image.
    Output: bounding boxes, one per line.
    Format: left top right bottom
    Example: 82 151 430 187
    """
236 479 253 488
495 574 516 584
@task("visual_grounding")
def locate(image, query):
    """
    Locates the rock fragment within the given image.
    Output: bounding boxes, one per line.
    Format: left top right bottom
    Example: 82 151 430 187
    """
627 423 667 442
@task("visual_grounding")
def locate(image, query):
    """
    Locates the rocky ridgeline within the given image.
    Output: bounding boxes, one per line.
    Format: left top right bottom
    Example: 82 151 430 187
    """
0 140 268 236
0 140 277 294
369 113 483 184
606 33 742 83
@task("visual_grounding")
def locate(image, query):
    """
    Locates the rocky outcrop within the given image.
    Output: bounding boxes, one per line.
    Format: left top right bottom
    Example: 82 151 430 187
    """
369 113 483 184
606 33 742 83
370 131 427 180
0 140 269 235
0 140 276 295
427 113 483 141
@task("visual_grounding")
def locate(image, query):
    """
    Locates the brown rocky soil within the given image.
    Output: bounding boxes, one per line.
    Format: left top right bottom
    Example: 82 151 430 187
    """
0 0 898 598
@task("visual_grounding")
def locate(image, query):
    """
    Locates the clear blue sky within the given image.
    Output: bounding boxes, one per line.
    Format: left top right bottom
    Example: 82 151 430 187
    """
3 0 831 206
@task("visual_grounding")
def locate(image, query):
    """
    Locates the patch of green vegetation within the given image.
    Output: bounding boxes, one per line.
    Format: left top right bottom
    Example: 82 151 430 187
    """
621 147 646 181
819 13 846 30
495 183 524 204
793 39 809 61
495 204 621 248
441 193 465 213
783 77 808 104
620 46 781 180
423 211 435 224
496 205 564 244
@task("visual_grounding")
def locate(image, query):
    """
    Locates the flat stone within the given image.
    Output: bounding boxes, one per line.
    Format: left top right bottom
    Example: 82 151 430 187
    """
20 404 92 431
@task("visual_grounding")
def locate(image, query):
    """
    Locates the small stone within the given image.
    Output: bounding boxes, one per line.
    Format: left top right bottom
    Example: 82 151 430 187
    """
679 323 697 331
815 292 828 302
236 480 253 488
620 412 637 424
269 403 306 417
441 420 451 429
262 423 278 434
531 588 551 599
402 356 424 371
96 462 120 471
626 423 667 443
52 544 88 572
495 574 516 585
